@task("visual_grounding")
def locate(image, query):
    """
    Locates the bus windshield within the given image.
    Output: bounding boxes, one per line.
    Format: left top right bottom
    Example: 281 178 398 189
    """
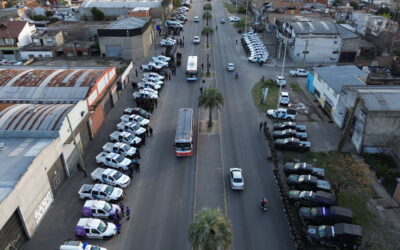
176 142 192 151
186 56 198 81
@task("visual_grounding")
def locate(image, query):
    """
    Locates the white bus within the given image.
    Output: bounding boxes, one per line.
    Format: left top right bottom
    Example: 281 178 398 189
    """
186 56 198 81
174 108 194 157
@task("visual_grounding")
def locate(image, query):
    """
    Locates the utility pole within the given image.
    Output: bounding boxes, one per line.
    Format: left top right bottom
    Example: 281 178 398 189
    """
245 0 249 33
302 39 309 67
277 38 288 109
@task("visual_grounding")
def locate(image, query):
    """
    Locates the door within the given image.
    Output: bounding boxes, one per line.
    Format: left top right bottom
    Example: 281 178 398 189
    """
47 156 66 197
105 45 122 57
0 210 28 250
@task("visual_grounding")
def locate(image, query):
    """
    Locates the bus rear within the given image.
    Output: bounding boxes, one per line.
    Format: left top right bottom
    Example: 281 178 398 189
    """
186 56 198 81
175 108 194 157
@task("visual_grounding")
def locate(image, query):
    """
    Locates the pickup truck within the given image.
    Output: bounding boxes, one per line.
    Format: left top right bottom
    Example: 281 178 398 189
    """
289 68 308 77
95 152 132 171
120 114 149 127
78 184 123 202
116 122 146 137
75 218 117 240
91 168 131 188
110 131 142 147
102 142 137 159
81 200 120 219
138 81 162 91
266 108 297 121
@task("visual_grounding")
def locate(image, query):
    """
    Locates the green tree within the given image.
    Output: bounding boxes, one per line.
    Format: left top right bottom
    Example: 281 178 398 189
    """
203 11 212 26
349 1 358 10
332 0 342 7
198 88 224 127
201 26 214 47
91 7 105 21
203 3 212 11
173 0 181 8
189 209 232 250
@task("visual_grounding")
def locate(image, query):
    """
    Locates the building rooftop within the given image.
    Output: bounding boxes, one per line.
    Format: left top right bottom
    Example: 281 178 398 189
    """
314 65 367 93
107 17 147 30
0 137 53 202
289 20 339 35
0 21 27 38
80 0 162 9
0 104 73 132
0 66 111 102
336 24 359 39
354 86 400 112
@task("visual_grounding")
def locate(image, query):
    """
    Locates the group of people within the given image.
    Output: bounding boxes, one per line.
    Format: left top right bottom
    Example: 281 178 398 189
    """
113 203 131 233
135 98 158 113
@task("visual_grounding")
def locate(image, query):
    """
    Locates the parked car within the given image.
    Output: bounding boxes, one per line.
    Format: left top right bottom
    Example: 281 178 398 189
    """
279 91 290 105
273 122 306 132
306 223 362 249
266 108 297 120
160 39 176 47
193 36 200 44
275 76 287 87
272 129 307 140
229 16 241 22
116 121 146 137
284 162 325 178
226 63 235 72
133 91 158 100
60 240 106 250
152 55 171 62
143 77 164 86
75 218 117 240
274 138 311 152
288 190 336 207
120 114 149 127
229 168 244 190
142 72 164 81
287 174 331 192
109 131 142 147
289 68 308 77
91 168 131 188
124 107 151 119
102 142 137 159
81 200 120 219
299 206 353 224
78 184 123 202
138 81 162 91
95 152 131 171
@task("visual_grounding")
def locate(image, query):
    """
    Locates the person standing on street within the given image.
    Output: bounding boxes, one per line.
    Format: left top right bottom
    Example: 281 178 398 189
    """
259 121 263 131
127 167 133 178
135 68 138 77
136 149 141 159
200 86 203 94
77 163 87 177
120 202 125 217
149 126 153 136
126 207 131 220
263 120 267 129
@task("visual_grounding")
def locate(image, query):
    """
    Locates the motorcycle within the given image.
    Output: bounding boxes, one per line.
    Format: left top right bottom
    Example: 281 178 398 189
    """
261 199 269 212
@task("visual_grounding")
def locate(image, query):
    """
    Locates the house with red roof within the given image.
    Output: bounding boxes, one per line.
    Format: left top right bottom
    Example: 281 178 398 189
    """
0 21 32 60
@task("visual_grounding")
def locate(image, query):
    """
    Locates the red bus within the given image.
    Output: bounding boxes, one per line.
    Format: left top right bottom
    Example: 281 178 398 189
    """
174 108 194 157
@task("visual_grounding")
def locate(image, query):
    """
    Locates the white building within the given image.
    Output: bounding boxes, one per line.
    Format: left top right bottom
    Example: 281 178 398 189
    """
308 65 367 127
0 21 32 60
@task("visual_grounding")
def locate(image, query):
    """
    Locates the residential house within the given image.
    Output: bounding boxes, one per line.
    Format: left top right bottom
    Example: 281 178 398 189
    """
0 21 32 60
336 86 400 153
98 17 154 60
19 30 64 59
62 40 94 57
307 65 367 126
275 16 360 63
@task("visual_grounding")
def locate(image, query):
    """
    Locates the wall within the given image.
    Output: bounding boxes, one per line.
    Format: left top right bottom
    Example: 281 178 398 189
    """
289 36 340 63
17 23 33 48
141 24 155 58
341 37 360 52
0 138 62 238
351 105 366 153
312 72 341 117
58 100 89 144
54 31 64 46
19 51 53 60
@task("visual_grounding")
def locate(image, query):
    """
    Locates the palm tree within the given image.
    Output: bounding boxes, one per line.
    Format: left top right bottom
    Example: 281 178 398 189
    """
198 88 224 128
189 209 232 250
203 3 212 11
202 11 212 26
201 26 214 47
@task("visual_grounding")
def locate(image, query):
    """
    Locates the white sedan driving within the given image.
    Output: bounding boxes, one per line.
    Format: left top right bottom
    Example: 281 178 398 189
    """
229 168 244 190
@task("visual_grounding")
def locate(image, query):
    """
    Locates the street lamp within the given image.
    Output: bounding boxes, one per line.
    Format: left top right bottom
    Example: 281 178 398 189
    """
245 0 249 33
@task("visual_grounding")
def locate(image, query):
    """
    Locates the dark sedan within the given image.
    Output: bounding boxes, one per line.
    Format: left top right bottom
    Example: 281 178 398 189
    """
287 174 331 192
288 190 336 207
274 138 310 152
272 129 307 140
273 122 306 132
284 162 325 178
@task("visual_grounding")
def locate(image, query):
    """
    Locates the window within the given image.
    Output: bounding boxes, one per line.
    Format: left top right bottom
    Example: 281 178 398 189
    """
332 51 339 54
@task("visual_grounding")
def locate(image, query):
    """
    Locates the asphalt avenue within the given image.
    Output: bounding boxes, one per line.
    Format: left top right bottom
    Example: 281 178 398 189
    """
24 0 296 249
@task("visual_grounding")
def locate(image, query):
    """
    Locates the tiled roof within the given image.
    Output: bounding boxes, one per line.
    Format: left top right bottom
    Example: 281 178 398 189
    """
0 21 27 38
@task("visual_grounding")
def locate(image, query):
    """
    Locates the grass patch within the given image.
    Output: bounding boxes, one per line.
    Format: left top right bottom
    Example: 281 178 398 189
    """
223 2 237 13
200 71 214 78
251 79 279 112
337 193 375 228
362 153 400 196
290 82 302 93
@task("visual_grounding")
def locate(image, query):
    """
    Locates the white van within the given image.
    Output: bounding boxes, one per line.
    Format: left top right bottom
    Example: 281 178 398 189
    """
60 240 107 250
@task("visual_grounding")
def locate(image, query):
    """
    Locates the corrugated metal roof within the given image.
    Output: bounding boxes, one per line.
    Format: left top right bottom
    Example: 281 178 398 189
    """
314 65 367 93
0 86 90 102
353 87 400 111
0 104 73 131
290 21 339 35
107 17 147 30
81 0 161 9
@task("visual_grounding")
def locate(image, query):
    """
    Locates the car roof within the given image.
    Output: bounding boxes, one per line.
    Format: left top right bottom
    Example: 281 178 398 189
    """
230 168 242 178
281 92 289 96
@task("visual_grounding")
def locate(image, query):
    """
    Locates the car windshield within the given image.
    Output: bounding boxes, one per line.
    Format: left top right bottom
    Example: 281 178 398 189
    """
132 124 141 130
102 202 112 212
299 191 310 198
122 144 130 151
176 142 191 151
233 178 243 183
113 172 123 180
97 220 107 233
104 185 114 195
298 175 305 182
318 226 328 237
310 208 318 216
89 246 101 250
136 116 144 122
127 134 134 140
115 155 125 163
